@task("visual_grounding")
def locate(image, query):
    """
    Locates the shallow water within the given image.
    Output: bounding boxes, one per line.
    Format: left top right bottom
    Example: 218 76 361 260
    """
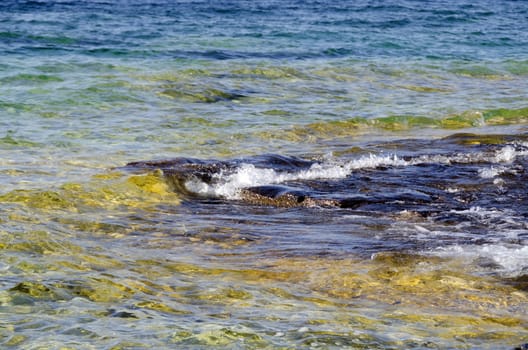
1 1 528 349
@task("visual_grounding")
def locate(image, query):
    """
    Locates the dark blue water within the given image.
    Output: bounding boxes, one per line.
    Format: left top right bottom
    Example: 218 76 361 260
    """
2 0 528 60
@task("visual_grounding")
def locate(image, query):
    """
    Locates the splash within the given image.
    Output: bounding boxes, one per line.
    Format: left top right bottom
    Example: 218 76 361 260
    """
175 142 528 200
182 153 408 199
432 244 528 278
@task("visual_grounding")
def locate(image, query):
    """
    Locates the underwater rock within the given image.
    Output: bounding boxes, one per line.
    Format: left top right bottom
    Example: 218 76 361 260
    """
123 140 528 218
159 87 247 103
123 154 449 209
107 309 138 319
240 185 338 208
126 157 232 196
504 274 528 291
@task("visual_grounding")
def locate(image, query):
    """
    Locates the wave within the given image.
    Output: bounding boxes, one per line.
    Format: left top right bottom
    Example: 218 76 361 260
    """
431 243 528 277
123 136 528 279
127 138 528 201
182 153 408 199
192 142 528 199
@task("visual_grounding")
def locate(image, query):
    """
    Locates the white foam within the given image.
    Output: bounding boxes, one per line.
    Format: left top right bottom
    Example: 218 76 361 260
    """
478 166 505 179
182 142 528 199
493 178 505 186
432 244 528 277
412 142 528 166
494 145 517 163
184 153 410 199
453 206 504 217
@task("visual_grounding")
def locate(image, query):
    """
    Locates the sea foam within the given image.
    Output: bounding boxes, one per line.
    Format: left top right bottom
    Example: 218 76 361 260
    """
183 142 528 199
184 153 409 199
432 244 528 277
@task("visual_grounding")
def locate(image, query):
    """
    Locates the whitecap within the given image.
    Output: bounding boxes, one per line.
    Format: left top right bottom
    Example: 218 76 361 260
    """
181 141 528 199
478 166 505 179
184 153 410 199
431 244 528 277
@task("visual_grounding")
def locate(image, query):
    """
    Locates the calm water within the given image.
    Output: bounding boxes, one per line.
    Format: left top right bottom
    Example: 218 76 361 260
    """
1 1 528 349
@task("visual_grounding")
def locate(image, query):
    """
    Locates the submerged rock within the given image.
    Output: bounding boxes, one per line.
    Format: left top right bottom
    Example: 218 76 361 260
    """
124 154 437 209
240 185 338 208
123 138 528 223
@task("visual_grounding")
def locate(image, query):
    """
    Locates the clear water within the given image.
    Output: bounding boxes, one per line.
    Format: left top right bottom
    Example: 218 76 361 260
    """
1 1 528 349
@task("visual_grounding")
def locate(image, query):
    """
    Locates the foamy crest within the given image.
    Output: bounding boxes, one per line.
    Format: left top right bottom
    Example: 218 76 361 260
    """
494 142 528 163
478 166 505 179
183 142 528 199
494 145 517 163
412 142 528 166
184 153 409 199
450 206 511 220
432 244 528 277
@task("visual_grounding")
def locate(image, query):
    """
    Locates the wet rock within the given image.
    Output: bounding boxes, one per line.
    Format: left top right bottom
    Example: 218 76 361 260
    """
240 186 333 208
107 309 138 319
503 274 528 291
10 281 75 302
339 195 371 208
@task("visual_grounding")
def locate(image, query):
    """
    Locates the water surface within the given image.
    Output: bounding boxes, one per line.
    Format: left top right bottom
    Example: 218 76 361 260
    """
1 1 528 348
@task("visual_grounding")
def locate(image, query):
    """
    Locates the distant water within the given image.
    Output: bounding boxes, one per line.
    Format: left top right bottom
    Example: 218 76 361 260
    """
1 1 528 349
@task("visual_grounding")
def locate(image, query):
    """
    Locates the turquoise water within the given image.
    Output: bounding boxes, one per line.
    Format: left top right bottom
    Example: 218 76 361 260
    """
1 1 528 349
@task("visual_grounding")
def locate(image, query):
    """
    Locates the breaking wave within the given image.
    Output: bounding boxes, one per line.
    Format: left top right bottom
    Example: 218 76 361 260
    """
173 141 528 200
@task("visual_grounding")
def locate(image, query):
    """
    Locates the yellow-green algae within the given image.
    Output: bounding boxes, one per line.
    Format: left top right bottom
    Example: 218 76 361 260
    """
134 68 214 83
483 107 528 125
92 253 528 320
0 230 83 256
0 171 180 212
261 109 294 116
179 327 268 347
206 252 525 345
145 254 527 345
442 132 511 145
0 133 39 148
374 115 441 130
9 277 136 303
505 60 528 75
0 73 64 84
449 65 506 79
159 87 244 103
231 66 306 80
398 84 452 93
4 334 27 347
2 246 527 347
256 106 528 142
